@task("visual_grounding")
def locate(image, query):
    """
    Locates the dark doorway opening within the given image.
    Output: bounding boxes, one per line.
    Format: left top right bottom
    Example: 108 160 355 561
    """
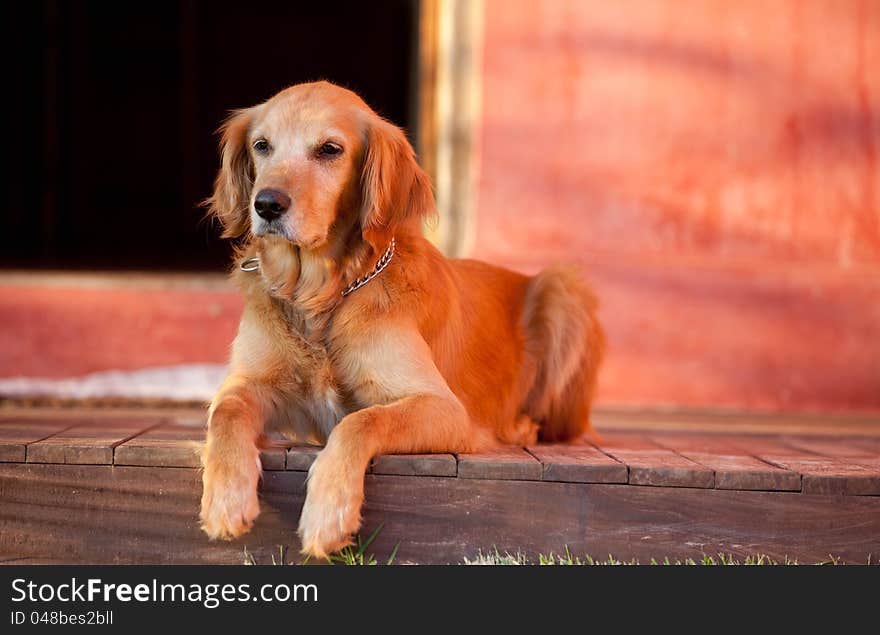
3 1 418 271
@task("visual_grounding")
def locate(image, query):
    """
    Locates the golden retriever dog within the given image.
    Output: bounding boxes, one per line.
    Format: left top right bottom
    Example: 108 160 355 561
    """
200 81 604 558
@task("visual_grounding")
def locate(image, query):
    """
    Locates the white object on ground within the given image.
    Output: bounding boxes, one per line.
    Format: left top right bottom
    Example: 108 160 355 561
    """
0 364 227 402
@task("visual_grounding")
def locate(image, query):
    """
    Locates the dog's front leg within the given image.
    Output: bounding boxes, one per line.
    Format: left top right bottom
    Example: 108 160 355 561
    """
297 324 486 558
200 376 268 540
297 392 480 558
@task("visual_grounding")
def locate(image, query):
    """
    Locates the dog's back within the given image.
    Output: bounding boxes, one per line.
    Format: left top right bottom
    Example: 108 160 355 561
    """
419 253 604 445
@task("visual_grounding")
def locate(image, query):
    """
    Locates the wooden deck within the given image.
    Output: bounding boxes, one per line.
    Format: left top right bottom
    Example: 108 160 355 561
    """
1 407 878 564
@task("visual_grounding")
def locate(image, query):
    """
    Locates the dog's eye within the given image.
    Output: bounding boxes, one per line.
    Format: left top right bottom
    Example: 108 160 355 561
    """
253 139 270 155
318 142 343 157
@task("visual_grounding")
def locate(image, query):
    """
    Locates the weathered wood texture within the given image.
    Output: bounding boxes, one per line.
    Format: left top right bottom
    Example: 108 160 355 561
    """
649 434 802 491
26 417 164 465
115 420 205 468
286 445 320 472
371 453 457 477
743 437 880 496
526 443 627 484
1 464 878 565
1 413 879 564
260 434 292 471
0 417 79 462
2 414 879 494
597 433 715 488
457 447 542 480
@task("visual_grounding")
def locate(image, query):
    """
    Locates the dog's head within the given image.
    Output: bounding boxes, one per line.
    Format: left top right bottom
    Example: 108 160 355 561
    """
207 81 434 257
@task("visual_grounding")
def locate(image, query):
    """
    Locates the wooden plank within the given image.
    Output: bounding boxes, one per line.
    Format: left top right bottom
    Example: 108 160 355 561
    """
0 463 232 565
457 446 542 480
649 434 801 491
744 437 880 495
115 421 205 468
258 431 292 471
782 437 880 479
0 418 79 462
771 459 880 496
783 436 880 459
260 440 290 471
597 433 714 488
2 463 879 565
526 442 627 484
27 418 164 465
286 445 320 471
353 476 880 565
730 435 819 457
115 423 290 471
681 453 800 492
592 408 880 437
647 433 753 455
371 454 457 477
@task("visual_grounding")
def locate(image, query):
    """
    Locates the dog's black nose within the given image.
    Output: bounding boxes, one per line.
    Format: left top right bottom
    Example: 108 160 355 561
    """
254 189 291 220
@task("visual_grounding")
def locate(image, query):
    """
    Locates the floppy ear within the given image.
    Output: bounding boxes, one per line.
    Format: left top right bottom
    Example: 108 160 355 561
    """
205 108 257 239
360 117 436 252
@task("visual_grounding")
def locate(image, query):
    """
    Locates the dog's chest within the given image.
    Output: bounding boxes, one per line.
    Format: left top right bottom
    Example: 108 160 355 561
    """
269 302 353 441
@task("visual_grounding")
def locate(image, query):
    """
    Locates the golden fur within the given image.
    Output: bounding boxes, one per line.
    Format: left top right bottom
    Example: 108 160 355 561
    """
200 81 605 558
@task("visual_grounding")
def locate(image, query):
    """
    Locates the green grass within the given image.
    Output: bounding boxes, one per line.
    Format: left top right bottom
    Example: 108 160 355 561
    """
243 524 399 565
243 545 287 566
325 524 399 566
243 530 855 565
464 546 859 565
464 547 641 565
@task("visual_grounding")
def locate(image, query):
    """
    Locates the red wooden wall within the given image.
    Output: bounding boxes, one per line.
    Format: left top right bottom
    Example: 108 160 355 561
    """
473 0 880 413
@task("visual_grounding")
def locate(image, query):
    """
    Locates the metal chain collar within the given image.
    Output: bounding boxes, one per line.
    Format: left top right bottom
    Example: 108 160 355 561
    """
238 237 396 298
341 237 396 297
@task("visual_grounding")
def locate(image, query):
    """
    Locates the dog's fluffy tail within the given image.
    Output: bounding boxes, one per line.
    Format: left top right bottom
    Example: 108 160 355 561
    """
522 266 605 442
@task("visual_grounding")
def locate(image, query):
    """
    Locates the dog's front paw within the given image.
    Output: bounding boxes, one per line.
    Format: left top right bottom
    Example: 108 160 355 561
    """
297 450 365 559
200 446 262 540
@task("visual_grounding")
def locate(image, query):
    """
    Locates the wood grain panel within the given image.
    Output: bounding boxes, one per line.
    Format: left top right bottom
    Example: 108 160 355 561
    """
649 434 801 491
593 409 880 437
260 433 292 471
2 464 879 565
597 433 714 488
783 437 880 459
769 460 880 496
371 454 457 477
286 446 320 472
0 463 242 564
0 418 79 462
26 417 164 465
457 446 542 480
744 437 880 495
526 443 627 483
115 421 205 467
